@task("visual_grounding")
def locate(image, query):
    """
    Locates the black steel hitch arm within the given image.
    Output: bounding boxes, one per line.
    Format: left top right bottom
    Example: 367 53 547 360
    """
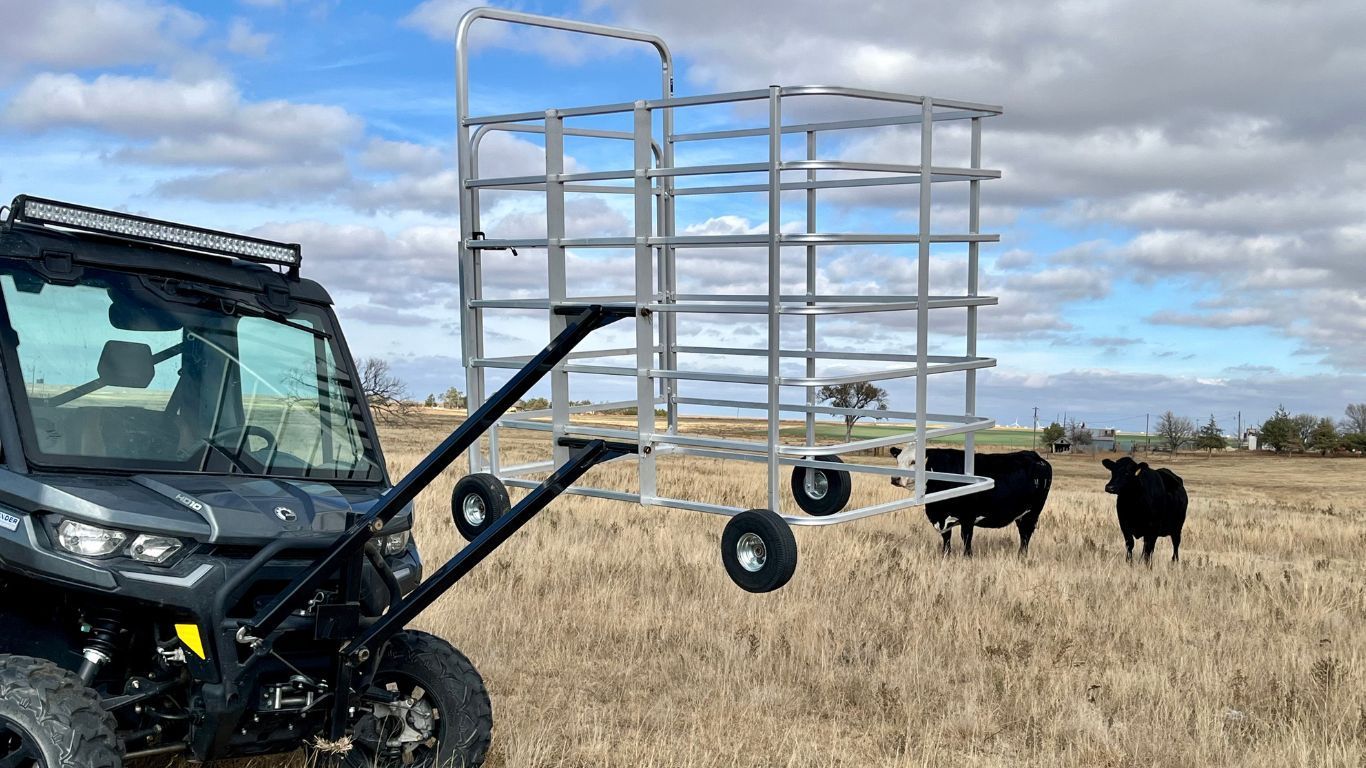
241 303 632 641
343 436 638 665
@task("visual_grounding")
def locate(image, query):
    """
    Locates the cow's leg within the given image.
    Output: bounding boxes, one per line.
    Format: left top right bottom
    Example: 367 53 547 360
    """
1122 529 1135 562
940 529 952 555
960 523 975 557
1016 510 1040 556
1170 531 1181 562
1141 536 1157 565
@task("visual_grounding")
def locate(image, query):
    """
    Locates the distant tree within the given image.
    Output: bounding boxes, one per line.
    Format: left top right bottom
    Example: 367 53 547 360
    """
1345 432 1366 453
440 386 466 410
516 396 550 412
1040 422 1065 446
1065 419 1093 446
1291 413 1317 452
1309 418 1341 456
1156 411 1195 453
1341 403 1366 435
423 393 437 408
1259 406 1297 454
359 358 412 424
1194 414 1225 455
817 382 889 442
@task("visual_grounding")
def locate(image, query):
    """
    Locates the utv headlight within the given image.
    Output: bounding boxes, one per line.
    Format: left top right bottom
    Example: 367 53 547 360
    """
129 533 183 564
56 520 127 558
380 530 411 556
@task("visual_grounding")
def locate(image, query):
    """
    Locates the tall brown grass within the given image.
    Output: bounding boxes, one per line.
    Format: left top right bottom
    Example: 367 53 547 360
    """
157 413 1366 768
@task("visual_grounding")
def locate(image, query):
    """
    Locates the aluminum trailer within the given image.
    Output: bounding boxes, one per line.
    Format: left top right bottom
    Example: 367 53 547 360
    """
451 8 1003 590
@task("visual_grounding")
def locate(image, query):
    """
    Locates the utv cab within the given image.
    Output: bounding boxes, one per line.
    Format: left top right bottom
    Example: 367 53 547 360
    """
0 196 494 767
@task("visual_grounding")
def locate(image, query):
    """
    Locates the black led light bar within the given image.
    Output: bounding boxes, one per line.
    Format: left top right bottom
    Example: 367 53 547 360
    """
7 195 302 268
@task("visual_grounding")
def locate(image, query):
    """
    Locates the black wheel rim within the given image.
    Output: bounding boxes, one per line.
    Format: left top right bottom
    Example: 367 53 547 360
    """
0 716 43 768
350 672 447 768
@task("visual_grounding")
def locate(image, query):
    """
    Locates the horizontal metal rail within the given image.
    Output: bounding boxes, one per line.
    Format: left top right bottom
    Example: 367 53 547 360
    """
466 233 999 249
672 110 985 142
499 470 996 525
466 162 999 190
464 84 1000 127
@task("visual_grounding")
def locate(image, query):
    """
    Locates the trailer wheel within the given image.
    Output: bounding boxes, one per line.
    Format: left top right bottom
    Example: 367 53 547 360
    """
790 455 851 516
0 655 122 768
452 473 510 542
721 509 797 593
312 631 492 768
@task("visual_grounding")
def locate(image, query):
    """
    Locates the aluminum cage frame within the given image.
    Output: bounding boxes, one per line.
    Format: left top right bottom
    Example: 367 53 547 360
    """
457 8 1002 523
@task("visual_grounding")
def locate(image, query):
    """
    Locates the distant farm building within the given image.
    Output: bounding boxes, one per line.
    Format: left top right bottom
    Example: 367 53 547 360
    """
1092 428 1118 453
1052 439 1073 454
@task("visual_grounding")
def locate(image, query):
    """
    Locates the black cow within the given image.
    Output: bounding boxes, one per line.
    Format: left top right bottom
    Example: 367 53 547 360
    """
890 446 1052 556
1101 456 1188 563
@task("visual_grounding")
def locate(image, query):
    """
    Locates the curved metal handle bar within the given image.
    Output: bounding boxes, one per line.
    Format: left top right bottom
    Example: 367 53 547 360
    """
469 123 664 176
456 6 674 124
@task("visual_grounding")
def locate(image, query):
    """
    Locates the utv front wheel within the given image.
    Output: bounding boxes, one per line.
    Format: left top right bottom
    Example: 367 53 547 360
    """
321 631 492 768
0 656 121 768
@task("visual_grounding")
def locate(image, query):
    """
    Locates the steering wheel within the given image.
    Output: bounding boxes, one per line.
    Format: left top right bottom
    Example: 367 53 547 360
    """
208 424 278 456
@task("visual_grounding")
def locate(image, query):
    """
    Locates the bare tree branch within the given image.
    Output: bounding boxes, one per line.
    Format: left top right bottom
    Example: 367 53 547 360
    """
359 357 413 425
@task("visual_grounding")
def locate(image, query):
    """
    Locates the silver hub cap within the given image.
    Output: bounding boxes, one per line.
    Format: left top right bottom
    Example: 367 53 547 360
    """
462 494 486 526
803 468 829 500
736 532 767 572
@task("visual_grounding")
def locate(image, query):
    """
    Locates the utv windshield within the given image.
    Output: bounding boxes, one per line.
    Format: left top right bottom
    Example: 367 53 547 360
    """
0 260 383 482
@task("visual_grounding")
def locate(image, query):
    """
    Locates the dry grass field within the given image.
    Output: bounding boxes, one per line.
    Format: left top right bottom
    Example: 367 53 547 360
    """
155 412 1366 768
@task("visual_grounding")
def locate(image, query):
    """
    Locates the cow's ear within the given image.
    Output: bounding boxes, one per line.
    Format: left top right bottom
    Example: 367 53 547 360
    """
889 446 901 457
1138 462 1149 471
1101 458 1114 469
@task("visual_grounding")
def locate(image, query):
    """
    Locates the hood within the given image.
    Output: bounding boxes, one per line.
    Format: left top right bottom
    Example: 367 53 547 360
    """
1 469 398 545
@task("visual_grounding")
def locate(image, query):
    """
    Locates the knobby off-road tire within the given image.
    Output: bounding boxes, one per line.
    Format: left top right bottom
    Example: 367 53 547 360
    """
317 630 492 768
0 656 121 768
451 473 511 542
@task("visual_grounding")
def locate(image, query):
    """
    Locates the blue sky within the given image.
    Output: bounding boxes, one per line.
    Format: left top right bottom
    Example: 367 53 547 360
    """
1 0 1363 433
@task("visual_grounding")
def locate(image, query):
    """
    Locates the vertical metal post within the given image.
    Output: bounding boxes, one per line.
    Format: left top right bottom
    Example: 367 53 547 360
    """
662 84 678 436
545 110 570 466
766 85 783 510
468 139 496 475
964 116 980 477
804 130 817 448
456 39 483 474
913 98 933 501
634 103 658 503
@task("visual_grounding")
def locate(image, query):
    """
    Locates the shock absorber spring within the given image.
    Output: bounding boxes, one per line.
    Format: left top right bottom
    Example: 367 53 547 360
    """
78 612 126 685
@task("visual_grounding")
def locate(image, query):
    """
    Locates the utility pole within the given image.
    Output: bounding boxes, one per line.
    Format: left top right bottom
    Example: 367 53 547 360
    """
1145 413 1150 449
1032 406 1039 450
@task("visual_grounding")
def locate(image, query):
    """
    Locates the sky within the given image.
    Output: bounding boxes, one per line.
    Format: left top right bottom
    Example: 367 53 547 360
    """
0 0 1363 434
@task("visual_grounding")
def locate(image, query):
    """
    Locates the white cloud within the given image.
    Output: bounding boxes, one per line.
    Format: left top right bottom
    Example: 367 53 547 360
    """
226 18 273 58
6 74 362 167
0 0 204 75
359 138 447 174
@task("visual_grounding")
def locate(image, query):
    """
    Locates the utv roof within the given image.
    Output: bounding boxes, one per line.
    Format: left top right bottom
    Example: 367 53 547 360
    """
0 194 332 305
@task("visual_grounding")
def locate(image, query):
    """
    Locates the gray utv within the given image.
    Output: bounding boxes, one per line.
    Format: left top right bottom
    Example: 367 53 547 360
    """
0 195 573 766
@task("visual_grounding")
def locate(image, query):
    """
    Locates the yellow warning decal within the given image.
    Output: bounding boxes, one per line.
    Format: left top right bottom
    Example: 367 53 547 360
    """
175 623 206 659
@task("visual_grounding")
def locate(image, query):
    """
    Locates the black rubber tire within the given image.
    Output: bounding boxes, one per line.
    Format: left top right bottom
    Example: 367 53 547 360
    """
789 455 852 516
0 655 121 768
721 509 798 593
316 631 492 768
451 473 510 542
